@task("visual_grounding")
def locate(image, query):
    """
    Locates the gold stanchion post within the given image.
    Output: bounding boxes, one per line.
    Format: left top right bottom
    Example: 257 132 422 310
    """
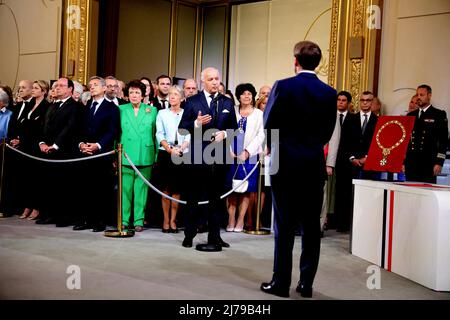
245 157 270 235
0 138 5 218
104 144 134 237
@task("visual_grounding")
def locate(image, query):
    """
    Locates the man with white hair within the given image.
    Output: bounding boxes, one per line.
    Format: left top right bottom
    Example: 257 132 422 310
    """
6 80 33 216
258 85 272 100
178 67 238 252
9 80 33 144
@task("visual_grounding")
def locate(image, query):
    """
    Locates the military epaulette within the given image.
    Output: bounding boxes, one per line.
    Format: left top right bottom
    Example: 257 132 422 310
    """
437 153 446 159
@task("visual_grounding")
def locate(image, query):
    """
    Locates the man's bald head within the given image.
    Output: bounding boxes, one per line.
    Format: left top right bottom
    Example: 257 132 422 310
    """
201 67 220 95
258 85 272 99
18 80 33 100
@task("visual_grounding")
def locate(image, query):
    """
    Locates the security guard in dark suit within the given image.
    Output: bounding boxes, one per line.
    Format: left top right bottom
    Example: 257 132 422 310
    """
404 85 448 184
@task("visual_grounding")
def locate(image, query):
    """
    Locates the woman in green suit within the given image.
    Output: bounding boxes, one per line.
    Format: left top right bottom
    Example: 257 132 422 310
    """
119 80 158 231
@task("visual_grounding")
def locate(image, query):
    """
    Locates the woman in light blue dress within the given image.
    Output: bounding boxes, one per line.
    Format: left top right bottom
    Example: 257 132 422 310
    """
155 85 190 233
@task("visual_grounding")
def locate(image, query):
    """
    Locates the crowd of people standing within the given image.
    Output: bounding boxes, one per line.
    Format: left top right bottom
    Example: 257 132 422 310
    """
0 40 448 298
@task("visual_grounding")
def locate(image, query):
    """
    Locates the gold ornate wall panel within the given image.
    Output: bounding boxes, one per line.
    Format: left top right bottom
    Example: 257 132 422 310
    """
61 0 90 84
327 0 340 89
57 0 381 95
349 0 365 109
328 0 382 111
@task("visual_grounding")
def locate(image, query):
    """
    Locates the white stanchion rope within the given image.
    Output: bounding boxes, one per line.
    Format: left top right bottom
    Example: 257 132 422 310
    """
5 143 116 163
123 151 260 205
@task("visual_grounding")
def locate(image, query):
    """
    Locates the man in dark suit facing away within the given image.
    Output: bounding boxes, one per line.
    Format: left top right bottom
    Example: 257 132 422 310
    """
36 77 82 226
261 41 337 298
178 67 238 252
73 76 120 232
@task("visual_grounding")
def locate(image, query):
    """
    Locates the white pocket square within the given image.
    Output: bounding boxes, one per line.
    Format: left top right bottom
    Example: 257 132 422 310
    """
222 109 230 113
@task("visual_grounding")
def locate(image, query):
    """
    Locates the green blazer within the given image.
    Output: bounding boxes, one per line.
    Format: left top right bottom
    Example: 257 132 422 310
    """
119 102 158 166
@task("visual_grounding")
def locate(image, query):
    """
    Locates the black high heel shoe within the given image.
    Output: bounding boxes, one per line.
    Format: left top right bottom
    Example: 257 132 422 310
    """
162 228 170 233
169 227 179 233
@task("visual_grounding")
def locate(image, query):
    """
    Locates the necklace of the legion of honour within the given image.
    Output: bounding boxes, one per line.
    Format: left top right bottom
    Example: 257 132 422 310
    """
376 120 406 166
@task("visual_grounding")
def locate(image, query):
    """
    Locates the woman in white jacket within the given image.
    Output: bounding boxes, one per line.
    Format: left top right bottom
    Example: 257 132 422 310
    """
226 83 265 232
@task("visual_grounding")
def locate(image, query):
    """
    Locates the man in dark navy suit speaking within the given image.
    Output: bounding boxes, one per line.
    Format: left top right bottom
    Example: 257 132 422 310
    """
261 41 337 298
178 67 237 252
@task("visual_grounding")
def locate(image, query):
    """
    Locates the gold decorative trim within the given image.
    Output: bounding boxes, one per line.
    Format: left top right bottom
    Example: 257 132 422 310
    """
350 58 362 109
349 0 369 111
352 0 365 36
327 0 340 88
61 0 90 84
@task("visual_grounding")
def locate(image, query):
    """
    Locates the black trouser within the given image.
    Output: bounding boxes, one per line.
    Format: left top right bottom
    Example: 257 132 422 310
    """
183 163 228 243
0 148 24 215
75 157 115 226
334 162 353 231
40 154 78 223
271 173 324 289
405 156 436 184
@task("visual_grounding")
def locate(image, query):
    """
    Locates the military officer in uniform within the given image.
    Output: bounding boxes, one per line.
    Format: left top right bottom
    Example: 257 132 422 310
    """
404 84 448 184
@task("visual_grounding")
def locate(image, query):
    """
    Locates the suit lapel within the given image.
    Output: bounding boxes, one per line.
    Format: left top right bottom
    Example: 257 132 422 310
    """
125 104 141 136
216 94 227 113
200 91 211 115
95 100 105 117
136 103 147 128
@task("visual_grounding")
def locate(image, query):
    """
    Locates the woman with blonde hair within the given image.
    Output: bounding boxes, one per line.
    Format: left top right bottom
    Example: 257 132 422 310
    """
155 85 190 233
18 80 50 220
255 94 269 112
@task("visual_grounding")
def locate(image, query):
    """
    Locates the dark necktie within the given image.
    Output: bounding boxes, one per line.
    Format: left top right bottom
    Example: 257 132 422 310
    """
161 99 167 109
90 101 98 118
47 101 61 121
419 109 423 119
210 94 218 123
339 113 344 127
361 114 368 135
